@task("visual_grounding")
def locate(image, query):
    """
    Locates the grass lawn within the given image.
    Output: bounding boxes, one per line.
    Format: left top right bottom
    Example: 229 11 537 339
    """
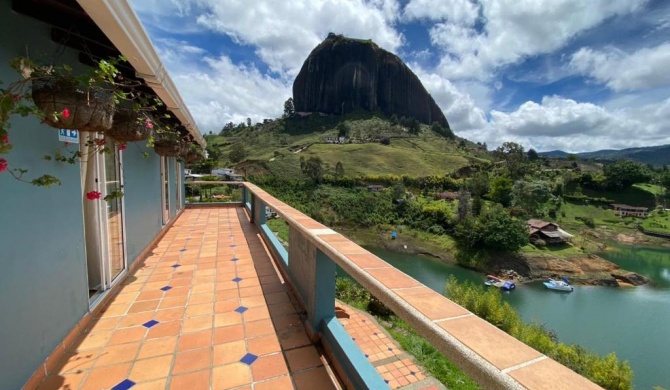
641 210 670 235
582 183 668 209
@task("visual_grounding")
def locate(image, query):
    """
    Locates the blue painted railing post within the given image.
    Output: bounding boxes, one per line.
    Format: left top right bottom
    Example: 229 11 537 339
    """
242 186 248 205
249 192 255 223
310 249 336 331
255 199 267 226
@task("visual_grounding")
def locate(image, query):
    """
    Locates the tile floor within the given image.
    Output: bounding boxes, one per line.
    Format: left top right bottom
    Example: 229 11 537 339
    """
34 207 441 390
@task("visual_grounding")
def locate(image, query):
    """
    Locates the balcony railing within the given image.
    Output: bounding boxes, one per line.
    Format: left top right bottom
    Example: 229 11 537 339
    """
185 181 601 390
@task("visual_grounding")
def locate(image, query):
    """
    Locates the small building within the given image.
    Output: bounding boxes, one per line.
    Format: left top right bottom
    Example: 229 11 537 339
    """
228 173 246 181
367 185 385 192
611 204 649 218
527 219 572 245
212 168 235 177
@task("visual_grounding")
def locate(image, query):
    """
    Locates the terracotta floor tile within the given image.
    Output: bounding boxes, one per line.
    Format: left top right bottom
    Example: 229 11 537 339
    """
182 315 213 333
146 320 182 339
292 366 337 390
36 372 87 390
73 330 113 351
212 363 252 389
213 340 247 366
178 329 213 351
285 346 323 373
172 348 212 375
80 363 131 390
189 292 215 305
277 328 311 350
136 290 165 302
251 353 289 381
170 369 211 390
215 312 243 328
248 334 281 356
215 298 240 313
128 300 160 314
253 375 295 390
244 306 270 322
117 312 155 329
137 336 178 359
154 307 185 322
184 303 214 318
86 317 121 333
159 296 188 309
213 324 245 344
128 354 174 382
245 319 275 338
94 342 141 367
131 378 167 390
57 349 101 374
108 326 146 346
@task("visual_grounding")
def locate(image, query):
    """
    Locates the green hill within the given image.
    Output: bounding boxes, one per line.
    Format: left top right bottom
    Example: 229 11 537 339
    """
204 112 490 179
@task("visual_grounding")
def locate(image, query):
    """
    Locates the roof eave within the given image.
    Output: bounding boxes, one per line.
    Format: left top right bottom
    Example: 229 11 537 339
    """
75 0 206 149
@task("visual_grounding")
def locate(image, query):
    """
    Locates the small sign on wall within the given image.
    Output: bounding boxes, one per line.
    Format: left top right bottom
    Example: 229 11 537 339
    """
58 129 79 144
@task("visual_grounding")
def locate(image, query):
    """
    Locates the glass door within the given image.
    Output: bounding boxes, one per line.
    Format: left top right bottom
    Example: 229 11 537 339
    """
104 146 125 282
161 157 170 224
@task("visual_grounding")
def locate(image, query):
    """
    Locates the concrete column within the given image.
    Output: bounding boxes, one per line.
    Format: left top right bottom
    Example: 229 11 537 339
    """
288 226 335 333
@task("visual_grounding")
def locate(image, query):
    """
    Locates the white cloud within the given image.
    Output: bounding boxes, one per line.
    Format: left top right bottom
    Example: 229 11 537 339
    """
155 39 291 133
428 0 647 80
570 43 670 91
192 0 404 78
404 0 480 25
480 96 670 152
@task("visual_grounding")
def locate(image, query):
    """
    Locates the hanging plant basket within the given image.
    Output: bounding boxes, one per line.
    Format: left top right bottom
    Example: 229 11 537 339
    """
107 110 152 142
153 139 181 157
31 76 115 132
184 148 204 163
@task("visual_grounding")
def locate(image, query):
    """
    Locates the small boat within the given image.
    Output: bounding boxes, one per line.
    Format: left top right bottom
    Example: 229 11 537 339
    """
485 275 516 291
543 276 574 292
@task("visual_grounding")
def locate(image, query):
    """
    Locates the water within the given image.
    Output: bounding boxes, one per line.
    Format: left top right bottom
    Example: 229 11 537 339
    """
359 247 670 389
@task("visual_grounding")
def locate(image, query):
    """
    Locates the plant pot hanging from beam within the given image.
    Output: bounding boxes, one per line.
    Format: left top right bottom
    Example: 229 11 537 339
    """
107 110 153 142
31 77 115 132
153 139 181 157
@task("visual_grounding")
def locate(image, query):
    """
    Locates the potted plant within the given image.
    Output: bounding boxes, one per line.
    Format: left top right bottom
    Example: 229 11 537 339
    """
152 124 183 157
183 143 205 163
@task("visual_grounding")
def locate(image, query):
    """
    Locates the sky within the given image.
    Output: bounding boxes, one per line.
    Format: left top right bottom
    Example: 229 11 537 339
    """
128 0 670 153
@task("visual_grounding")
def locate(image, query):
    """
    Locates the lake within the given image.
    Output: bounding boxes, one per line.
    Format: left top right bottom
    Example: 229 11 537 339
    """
358 246 670 389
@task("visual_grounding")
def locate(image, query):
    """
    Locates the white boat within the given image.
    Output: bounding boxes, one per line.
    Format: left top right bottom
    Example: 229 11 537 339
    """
543 277 574 292
485 275 516 291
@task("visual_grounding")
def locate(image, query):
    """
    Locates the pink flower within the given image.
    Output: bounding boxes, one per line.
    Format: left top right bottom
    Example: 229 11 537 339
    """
0 158 7 172
119 143 127 151
86 190 102 200
145 118 153 129
1 135 8 145
94 138 106 146
62 108 70 118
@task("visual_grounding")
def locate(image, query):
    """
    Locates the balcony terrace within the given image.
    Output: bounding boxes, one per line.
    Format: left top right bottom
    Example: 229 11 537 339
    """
29 182 602 390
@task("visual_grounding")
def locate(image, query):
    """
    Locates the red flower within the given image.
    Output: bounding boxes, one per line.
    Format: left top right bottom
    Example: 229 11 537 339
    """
145 118 153 129
1 135 8 145
0 158 7 172
94 138 106 146
62 108 70 118
119 143 127 151
86 190 102 200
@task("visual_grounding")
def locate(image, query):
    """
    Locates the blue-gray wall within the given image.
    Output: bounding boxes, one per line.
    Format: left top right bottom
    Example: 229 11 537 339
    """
0 5 89 389
0 3 183 388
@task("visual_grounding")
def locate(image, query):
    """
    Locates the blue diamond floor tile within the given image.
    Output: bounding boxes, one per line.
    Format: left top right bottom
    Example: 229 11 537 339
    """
231 257 239 262
171 264 181 268
240 353 258 365
112 379 136 390
143 320 159 329
232 277 243 283
160 286 172 291
180 248 187 252
235 306 248 314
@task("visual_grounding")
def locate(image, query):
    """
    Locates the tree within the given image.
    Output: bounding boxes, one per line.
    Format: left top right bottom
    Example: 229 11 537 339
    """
229 143 247 163
489 177 513 207
246 117 252 127
467 172 490 197
336 122 349 138
493 142 527 179
603 160 652 190
301 156 323 183
380 137 391 145
335 161 345 178
511 179 553 216
472 196 483 217
453 205 528 252
408 118 421 135
390 114 399 126
527 148 539 161
283 97 295 118
457 189 471 222
431 121 443 134
390 183 406 200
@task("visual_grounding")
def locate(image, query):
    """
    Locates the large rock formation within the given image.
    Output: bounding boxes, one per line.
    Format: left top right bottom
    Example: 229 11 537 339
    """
293 33 449 128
